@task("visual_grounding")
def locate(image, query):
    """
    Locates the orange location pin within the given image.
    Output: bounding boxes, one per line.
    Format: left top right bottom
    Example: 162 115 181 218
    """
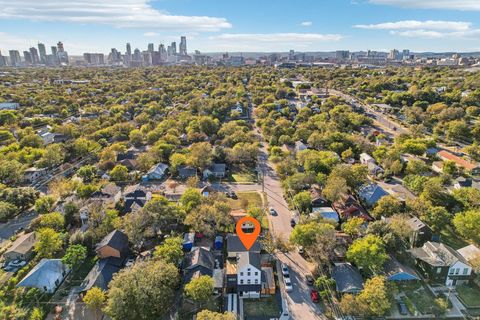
236 216 261 250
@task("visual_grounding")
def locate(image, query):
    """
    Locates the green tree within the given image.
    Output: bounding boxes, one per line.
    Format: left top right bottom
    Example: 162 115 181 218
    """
290 222 335 248
39 144 64 168
452 187 480 210
0 159 24 185
453 210 480 244
347 234 388 274
77 165 98 182
34 228 63 259
29 308 44 320
62 244 87 270
83 287 106 320
153 236 183 265
196 310 236 320
180 188 202 212
293 191 312 214
34 195 56 215
31 212 65 231
184 275 214 305
109 165 129 181
0 201 18 222
169 153 187 172
371 195 403 219
187 142 213 169
322 176 348 203
341 217 364 238
105 260 179 320
356 276 392 316
442 160 457 175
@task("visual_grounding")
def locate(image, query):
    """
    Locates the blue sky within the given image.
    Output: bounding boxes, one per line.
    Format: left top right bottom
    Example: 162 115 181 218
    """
1 0 480 54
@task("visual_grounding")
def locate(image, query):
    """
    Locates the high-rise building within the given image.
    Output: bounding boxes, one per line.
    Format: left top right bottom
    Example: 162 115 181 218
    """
23 51 32 64
179 36 187 56
56 41 69 64
288 50 295 61
9 50 21 67
126 43 132 56
335 50 350 60
38 43 47 63
388 49 400 60
148 43 154 52
0 51 6 67
171 42 177 55
51 46 58 56
29 47 40 64
57 41 64 52
84 53 105 66
110 48 121 64
159 44 167 62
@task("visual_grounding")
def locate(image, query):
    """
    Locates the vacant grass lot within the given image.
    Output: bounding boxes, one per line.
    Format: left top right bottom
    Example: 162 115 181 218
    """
457 285 480 308
228 191 264 209
229 168 257 183
244 295 281 319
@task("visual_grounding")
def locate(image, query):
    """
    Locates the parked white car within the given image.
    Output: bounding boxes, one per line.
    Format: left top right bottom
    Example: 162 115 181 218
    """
284 277 293 292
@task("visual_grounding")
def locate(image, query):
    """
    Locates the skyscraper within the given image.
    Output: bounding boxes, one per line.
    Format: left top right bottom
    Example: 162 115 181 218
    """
23 51 32 64
0 51 6 67
126 43 132 56
29 47 40 64
9 50 21 67
56 41 69 64
179 36 187 56
57 41 64 52
38 43 47 64
148 43 154 52
51 46 58 56
171 42 177 55
159 44 167 61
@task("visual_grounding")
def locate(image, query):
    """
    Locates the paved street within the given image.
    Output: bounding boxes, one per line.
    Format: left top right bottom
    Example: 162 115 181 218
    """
0 211 37 244
253 125 325 320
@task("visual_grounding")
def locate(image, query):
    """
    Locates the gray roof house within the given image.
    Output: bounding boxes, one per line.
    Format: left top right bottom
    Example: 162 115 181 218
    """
3 232 36 262
226 234 261 258
178 166 197 179
17 259 70 293
331 263 364 294
183 247 215 282
80 257 122 292
142 163 168 182
357 183 388 207
203 163 227 179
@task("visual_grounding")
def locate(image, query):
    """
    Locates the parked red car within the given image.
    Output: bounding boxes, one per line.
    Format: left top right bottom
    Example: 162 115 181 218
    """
310 290 319 303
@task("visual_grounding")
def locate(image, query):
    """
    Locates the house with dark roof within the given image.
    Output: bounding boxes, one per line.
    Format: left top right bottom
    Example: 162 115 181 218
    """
331 263 364 295
178 166 197 179
17 259 70 293
123 184 151 213
383 255 420 281
226 234 261 258
203 163 227 179
95 230 130 262
406 216 432 248
357 183 388 207
183 247 215 283
80 257 122 292
90 183 121 204
409 241 473 286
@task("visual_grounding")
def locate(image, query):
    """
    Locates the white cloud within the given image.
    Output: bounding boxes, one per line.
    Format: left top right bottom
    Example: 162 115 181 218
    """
368 0 480 11
390 29 480 39
143 32 159 37
0 0 232 31
354 20 471 31
210 33 343 43
300 21 313 27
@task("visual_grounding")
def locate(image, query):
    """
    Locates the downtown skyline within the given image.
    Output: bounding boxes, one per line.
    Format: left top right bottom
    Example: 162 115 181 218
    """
1 0 480 54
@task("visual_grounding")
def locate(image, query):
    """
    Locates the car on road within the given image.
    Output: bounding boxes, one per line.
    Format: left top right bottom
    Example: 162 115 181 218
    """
298 246 305 254
397 300 408 315
305 274 314 286
9 260 27 268
225 191 237 199
281 263 290 277
284 277 293 292
290 219 296 227
310 290 320 303
268 207 277 216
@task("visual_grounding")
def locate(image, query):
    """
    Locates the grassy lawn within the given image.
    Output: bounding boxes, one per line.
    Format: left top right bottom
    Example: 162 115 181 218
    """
404 286 436 315
457 285 480 308
229 168 257 183
243 295 281 319
229 191 264 210
440 225 468 250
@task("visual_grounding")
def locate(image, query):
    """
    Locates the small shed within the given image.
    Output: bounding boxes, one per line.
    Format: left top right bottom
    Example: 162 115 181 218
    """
183 233 195 251
214 236 223 250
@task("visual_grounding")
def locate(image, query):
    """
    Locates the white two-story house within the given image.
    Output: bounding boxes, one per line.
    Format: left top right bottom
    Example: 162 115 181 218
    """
237 252 262 299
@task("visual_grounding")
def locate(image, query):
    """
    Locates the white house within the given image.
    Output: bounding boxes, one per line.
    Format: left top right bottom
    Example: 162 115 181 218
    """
360 153 375 165
17 259 70 293
236 252 262 299
0 102 20 110
203 163 226 179
23 167 47 184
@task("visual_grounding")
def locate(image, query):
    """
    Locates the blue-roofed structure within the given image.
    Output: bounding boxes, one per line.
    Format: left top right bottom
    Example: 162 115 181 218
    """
183 233 195 251
383 255 420 282
357 183 389 207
